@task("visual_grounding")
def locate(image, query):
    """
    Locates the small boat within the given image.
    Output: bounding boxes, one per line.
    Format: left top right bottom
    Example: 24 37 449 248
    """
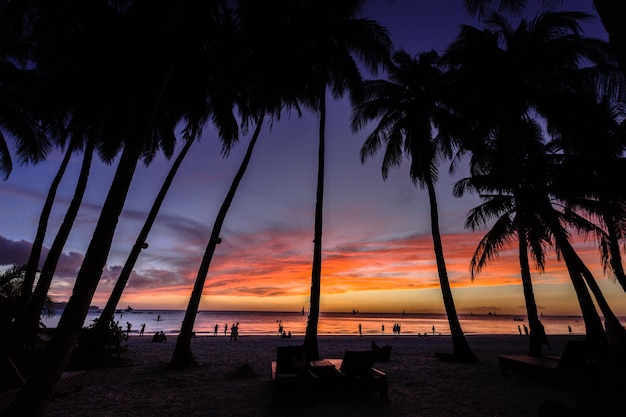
513 316 524 321
126 306 134 312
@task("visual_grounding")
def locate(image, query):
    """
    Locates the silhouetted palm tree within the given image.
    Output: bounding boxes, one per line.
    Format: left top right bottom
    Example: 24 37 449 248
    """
464 0 626 77
548 94 626 293
444 10 621 345
16 137 95 348
6 1 236 414
454 119 553 357
352 50 478 362
281 0 391 361
169 0 309 367
95 133 196 337
0 0 50 179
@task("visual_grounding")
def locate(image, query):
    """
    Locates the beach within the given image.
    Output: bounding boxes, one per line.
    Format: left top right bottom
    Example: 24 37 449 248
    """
37 333 624 417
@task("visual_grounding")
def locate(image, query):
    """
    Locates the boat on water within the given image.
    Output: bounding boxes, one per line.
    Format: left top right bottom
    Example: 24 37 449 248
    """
513 316 524 321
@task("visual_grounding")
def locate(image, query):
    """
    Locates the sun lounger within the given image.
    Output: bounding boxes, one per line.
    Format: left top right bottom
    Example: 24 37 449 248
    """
498 340 600 384
270 346 318 407
304 353 389 401
327 351 388 401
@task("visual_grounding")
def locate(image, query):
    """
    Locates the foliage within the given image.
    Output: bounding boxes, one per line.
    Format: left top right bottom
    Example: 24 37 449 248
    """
69 318 129 369
0 265 55 334
0 265 24 334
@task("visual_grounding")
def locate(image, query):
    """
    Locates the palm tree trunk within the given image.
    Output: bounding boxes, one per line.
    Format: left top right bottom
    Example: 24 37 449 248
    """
426 179 477 363
5 140 143 416
553 233 608 345
303 91 326 362
18 138 95 347
95 136 195 335
518 228 547 357
17 141 74 318
603 209 626 293
169 118 264 369
569 244 626 344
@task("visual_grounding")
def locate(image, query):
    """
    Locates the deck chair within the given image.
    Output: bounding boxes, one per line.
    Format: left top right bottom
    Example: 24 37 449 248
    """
338 351 388 401
499 340 597 384
270 346 317 407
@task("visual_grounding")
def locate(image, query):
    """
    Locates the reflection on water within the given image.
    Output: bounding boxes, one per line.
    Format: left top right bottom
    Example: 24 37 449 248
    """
41 309 597 337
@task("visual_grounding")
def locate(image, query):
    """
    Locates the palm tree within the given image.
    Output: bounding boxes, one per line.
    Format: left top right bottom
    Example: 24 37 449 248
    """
443 10 620 345
0 0 51 179
6 1 235 414
94 132 196 336
169 119 263 368
17 136 96 347
464 0 626 77
352 50 478 362
548 94 626 293
16 140 74 326
280 0 391 361
454 120 554 357
169 0 308 367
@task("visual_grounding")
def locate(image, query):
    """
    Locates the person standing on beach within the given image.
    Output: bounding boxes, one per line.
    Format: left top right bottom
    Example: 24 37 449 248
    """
523 325 529 336
359 323 362 337
518 325 522 335
224 323 228 335
140 323 145 336
381 324 385 334
126 322 132 337
568 325 572 335
432 325 435 334
214 324 218 336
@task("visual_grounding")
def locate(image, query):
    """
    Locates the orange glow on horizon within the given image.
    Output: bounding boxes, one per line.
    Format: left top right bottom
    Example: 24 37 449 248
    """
85 230 626 316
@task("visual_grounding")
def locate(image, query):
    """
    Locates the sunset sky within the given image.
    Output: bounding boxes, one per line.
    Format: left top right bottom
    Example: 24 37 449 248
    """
1 0 625 316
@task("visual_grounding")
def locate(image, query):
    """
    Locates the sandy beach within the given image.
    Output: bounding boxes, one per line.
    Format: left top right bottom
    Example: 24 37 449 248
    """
39 334 618 417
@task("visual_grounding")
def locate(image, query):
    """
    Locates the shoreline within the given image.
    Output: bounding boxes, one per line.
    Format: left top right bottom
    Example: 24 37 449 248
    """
39 334 611 417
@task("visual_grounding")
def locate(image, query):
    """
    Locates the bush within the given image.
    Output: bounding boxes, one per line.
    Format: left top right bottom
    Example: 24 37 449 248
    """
69 318 128 369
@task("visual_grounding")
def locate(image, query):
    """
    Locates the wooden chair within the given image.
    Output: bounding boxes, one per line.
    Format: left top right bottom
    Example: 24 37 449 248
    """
337 351 388 401
499 340 599 384
270 346 318 407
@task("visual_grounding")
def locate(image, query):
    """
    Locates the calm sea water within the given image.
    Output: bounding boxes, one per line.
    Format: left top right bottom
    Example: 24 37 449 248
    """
41 309 597 337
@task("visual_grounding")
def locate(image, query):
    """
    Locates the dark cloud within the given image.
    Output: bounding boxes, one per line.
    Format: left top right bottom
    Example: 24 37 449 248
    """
0 235 32 266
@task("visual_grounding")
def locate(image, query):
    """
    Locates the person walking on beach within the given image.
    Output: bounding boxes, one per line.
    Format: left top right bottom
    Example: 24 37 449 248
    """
518 325 522 335
126 322 132 337
230 323 236 341
224 323 228 335
523 325 529 336
359 323 362 337
214 324 218 336
568 325 572 335
140 323 145 336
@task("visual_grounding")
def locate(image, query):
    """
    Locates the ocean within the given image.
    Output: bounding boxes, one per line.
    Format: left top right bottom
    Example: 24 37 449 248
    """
41 309 592 338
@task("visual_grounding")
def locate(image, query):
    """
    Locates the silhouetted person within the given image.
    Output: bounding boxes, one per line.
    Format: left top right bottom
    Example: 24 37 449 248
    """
224 323 228 335
381 324 385 334
432 325 435 334
214 324 218 336
359 323 362 337
568 325 572 335
140 323 145 336
523 325 529 336
126 321 132 337
518 325 522 335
